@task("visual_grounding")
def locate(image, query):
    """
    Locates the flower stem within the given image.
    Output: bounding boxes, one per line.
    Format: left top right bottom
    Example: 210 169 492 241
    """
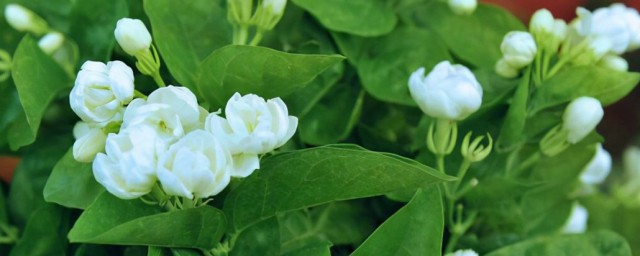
238 25 249 45
451 160 471 198
248 30 264 46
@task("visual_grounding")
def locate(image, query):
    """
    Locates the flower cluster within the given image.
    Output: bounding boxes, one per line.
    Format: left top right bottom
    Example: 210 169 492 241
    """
69 17 298 201
496 3 640 78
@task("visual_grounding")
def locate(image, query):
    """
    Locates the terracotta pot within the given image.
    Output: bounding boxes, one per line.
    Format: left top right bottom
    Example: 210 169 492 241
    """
481 0 585 21
0 156 20 183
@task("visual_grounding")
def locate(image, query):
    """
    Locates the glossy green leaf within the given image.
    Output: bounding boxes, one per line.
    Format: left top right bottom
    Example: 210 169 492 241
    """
68 0 128 63
352 187 443 256
399 2 525 68
299 84 364 145
230 217 280 256
496 69 530 152
9 204 69 256
530 67 640 114
144 0 231 90
43 149 104 209
196 45 344 109
291 0 397 37
223 144 453 232
334 27 451 106
8 135 72 228
68 193 226 250
486 230 631 256
9 36 72 150
281 241 332 256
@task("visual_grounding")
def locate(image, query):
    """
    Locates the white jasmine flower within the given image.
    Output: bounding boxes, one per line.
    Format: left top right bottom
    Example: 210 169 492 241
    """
562 203 588 234
38 31 64 55
72 121 107 163
157 130 232 199
500 31 537 68
562 97 604 144
122 86 201 145
70 61 134 123
114 18 152 56
205 93 298 177
92 126 161 199
573 4 640 54
408 61 483 120
580 144 612 185
447 0 477 16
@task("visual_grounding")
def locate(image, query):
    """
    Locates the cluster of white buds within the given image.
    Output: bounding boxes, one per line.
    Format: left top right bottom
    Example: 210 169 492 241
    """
566 4 640 70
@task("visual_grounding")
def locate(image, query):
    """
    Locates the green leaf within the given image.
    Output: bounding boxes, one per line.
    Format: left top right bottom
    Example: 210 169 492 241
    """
43 149 104 209
0 183 6 223
196 45 344 109
495 69 530 152
333 27 451 106
291 0 397 37
310 201 375 246
68 192 226 250
223 144 453 232
485 230 632 256
9 36 72 150
230 217 280 256
8 135 72 228
144 0 231 90
299 84 364 145
68 0 128 63
399 2 525 68
351 187 443 256
9 204 69 256
281 241 332 256
530 67 640 114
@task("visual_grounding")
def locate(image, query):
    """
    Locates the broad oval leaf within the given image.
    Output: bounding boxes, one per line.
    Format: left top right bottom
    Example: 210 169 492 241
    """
352 187 444 256
223 144 453 232
333 27 451 106
144 0 231 90
399 2 525 68
196 45 344 109
9 204 70 256
43 149 104 209
486 230 632 256
10 36 72 150
68 192 226 250
291 0 397 37
530 67 640 114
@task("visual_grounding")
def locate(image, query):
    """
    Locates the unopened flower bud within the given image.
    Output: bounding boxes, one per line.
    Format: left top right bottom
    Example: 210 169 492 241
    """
263 0 286 16
445 249 479 256
500 31 537 68
562 97 604 144
72 121 107 163
4 4 48 34
580 144 612 185
530 9 554 38
495 58 519 78
38 31 64 55
408 61 483 120
598 54 628 71
562 203 588 234
114 18 152 56
448 0 477 16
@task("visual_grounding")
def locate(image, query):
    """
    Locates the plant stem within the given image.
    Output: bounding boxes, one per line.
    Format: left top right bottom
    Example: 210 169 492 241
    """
451 160 471 198
238 25 249 45
248 30 264 46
